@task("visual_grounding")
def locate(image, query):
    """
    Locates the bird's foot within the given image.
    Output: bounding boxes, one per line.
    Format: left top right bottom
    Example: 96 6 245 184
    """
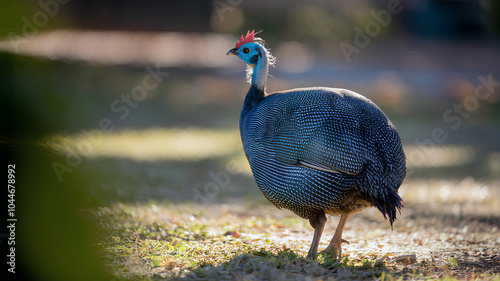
319 239 349 260
319 245 341 260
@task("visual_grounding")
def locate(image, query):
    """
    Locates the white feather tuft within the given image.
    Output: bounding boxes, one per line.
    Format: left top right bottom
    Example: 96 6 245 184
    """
246 39 276 92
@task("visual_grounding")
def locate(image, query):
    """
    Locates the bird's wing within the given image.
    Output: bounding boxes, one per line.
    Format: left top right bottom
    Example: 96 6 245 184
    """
250 90 369 176
296 105 366 176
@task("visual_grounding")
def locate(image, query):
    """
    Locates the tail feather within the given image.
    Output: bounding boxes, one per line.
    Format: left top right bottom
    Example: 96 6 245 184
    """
372 187 405 228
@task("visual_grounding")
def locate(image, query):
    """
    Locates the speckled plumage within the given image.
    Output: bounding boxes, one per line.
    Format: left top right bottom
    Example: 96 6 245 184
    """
240 86 406 224
227 33 406 259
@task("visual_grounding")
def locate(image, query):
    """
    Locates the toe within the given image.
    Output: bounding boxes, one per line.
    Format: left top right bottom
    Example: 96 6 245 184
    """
319 244 342 259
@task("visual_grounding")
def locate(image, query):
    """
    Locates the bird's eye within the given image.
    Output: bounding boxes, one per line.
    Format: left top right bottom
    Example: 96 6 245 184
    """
242 47 250 54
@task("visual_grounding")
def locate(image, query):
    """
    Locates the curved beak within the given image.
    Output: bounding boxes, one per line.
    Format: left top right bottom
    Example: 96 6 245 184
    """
226 48 238 56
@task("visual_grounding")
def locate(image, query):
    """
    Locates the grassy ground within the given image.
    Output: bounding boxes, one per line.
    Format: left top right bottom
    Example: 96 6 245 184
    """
84 176 500 280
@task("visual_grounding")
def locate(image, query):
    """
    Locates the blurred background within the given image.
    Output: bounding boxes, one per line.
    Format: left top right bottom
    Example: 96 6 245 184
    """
1 0 500 280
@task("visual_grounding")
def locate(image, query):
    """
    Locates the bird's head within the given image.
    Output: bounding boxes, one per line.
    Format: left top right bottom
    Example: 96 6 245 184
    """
226 30 274 66
227 30 275 87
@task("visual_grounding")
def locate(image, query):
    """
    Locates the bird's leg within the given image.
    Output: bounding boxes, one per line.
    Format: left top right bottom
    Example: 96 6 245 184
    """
320 214 349 260
306 211 327 260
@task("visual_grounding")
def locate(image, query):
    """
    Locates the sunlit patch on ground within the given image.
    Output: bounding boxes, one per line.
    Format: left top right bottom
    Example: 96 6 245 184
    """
0 30 238 67
404 145 476 168
46 128 242 162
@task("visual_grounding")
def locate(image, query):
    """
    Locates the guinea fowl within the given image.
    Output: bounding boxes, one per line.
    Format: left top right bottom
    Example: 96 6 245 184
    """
226 30 406 259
